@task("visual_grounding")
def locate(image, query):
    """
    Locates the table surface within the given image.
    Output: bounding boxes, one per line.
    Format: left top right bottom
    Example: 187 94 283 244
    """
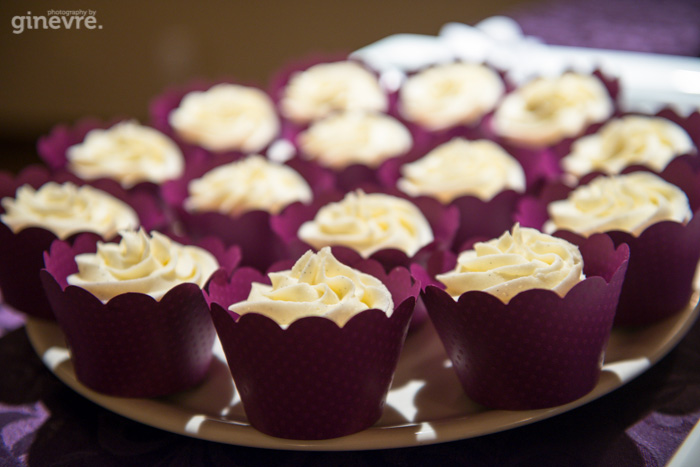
1 300 700 467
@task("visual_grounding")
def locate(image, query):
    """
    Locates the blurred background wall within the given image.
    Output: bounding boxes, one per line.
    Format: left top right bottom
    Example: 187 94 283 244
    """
1 0 699 173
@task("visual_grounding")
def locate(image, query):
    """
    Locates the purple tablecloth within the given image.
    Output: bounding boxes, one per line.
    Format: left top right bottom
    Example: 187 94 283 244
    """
1 301 699 467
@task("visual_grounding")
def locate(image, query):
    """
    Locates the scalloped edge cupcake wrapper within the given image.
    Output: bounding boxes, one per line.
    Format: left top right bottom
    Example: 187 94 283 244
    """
39 237 217 398
423 235 629 410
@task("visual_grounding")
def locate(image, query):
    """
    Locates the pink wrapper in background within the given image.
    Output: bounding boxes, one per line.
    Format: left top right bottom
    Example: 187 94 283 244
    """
423 234 629 410
0 166 155 320
205 260 419 440
517 160 700 326
40 236 218 397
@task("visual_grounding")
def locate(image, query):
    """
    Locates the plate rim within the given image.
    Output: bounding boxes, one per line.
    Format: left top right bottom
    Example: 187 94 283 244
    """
24 288 700 451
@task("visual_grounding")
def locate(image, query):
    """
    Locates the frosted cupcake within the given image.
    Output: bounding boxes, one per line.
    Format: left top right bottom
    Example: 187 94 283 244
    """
277 60 388 125
560 115 695 179
540 171 700 325
161 154 327 271
490 72 614 148
397 62 505 133
294 110 414 191
40 228 224 397
39 119 185 189
0 171 140 319
421 224 629 409
206 247 418 439
392 137 526 250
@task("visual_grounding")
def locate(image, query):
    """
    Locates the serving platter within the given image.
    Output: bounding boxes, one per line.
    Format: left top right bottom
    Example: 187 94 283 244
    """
25 282 700 451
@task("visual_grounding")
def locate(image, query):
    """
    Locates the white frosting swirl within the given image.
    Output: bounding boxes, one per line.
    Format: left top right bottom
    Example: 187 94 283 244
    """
298 111 412 169
228 247 393 326
437 224 585 303
298 190 434 257
67 229 219 302
1 182 139 240
545 172 692 237
67 121 184 188
397 138 525 202
399 62 504 130
280 61 388 124
169 83 280 153
561 115 695 177
184 155 312 216
492 73 613 147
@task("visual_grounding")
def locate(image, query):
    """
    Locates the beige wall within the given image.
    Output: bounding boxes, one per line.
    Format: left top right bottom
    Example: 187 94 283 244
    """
0 0 533 170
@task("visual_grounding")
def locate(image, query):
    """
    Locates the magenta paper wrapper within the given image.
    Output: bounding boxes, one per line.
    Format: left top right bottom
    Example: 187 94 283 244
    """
205 260 419 440
517 160 700 326
39 237 218 397
423 234 630 410
149 79 280 160
271 186 459 271
0 166 159 319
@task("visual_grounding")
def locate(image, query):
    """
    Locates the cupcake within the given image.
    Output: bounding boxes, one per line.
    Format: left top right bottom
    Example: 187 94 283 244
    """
391 137 526 250
560 114 696 179
396 62 505 133
540 171 700 326
295 110 414 191
164 82 280 156
277 60 388 126
39 119 185 189
490 72 614 148
40 228 223 397
0 171 141 319
421 224 629 409
161 153 328 271
206 247 419 439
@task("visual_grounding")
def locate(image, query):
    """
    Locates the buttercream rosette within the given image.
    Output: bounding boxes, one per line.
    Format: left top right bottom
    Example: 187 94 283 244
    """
418 225 630 410
517 162 700 326
389 61 507 145
0 166 155 319
39 229 240 397
377 137 533 251
205 247 419 439
270 187 459 273
160 152 334 272
480 70 620 190
149 79 281 161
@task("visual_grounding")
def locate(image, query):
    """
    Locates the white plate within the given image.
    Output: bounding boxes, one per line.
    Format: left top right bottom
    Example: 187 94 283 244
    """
25 284 700 451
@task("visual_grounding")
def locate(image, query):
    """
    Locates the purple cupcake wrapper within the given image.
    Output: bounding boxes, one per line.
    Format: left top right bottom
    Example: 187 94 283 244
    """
40 236 217 397
423 234 630 410
205 261 419 440
517 161 700 326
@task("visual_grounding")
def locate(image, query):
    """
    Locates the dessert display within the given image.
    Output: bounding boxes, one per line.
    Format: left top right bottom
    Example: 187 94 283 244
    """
206 247 418 439
40 228 224 397
3 35 700 444
422 225 629 409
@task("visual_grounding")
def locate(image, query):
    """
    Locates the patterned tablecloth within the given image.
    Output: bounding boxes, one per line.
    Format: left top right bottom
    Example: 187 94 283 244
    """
2 300 700 467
